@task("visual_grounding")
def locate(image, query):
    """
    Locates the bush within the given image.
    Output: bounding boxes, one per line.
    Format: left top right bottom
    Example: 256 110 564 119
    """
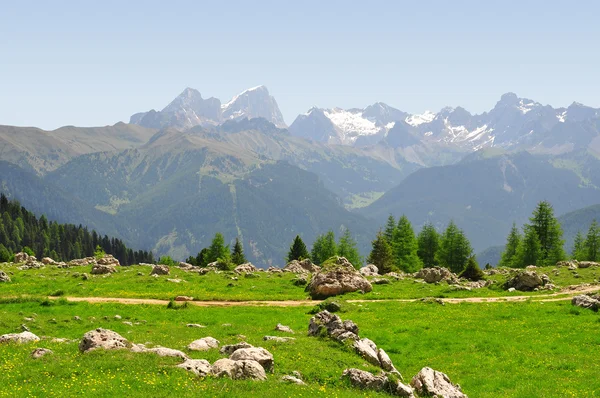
215 257 235 271
166 300 188 310
459 256 485 281
22 246 35 257
94 245 106 260
50 290 65 297
159 256 178 267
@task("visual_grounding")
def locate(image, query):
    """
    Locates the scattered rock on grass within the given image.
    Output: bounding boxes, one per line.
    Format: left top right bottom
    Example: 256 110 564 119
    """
187 323 205 328
212 358 236 378
220 342 253 355
150 264 170 276
504 271 544 291
230 347 274 372
31 348 53 359
79 328 129 353
177 359 212 377
410 367 467 398
281 375 305 385
306 257 372 299
0 270 11 283
0 331 40 344
188 337 220 351
275 323 294 333
232 360 267 381
359 264 379 276
343 368 414 397
415 267 459 284
572 295 600 311
263 336 295 342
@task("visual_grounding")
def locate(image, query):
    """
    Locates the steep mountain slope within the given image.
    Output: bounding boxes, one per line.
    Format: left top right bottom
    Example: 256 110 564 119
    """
0 123 156 175
130 86 286 130
359 151 600 252
557 204 600 253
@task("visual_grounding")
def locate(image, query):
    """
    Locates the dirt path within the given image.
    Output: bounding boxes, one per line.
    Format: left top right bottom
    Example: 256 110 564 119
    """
49 285 600 307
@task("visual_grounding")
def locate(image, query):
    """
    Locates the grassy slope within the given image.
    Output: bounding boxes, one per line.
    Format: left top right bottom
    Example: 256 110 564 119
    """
0 299 598 397
1 263 598 301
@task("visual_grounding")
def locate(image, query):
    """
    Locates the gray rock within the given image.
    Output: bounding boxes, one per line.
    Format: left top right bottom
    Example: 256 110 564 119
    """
31 348 53 359
308 310 359 342
281 375 305 385
220 342 253 355
504 271 543 291
0 331 40 344
91 264 116 275
360 264 379 276
415 267 459 284
150 264 170 275
306 257 372 298
410 367 467 398
0 270 12 282
283 259 320 274
177 359 212 377
572 295 600 311
234 263 258 274
230 347 274 372
232 359 267 381
275 323 294 333
353 338 380 366
79 328 129 353
132 344 189 360
187 337 220 351
186 323 206 328
263 336 295 342
212 358 236 378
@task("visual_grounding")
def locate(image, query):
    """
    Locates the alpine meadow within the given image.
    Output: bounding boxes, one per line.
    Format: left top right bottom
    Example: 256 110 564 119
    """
2 2 600 397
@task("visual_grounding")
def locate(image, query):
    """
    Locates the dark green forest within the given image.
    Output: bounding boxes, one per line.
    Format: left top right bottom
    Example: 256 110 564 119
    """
0 194 154 265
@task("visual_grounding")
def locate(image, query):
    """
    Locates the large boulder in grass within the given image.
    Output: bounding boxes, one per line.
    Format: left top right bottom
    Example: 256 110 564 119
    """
230 347 274 372
234 263 258 274
187 337 220 351
69 257 97 267
415 267 458 284
308 310 359 342
343 368 414 397
232 360 267 381
283 259 320 274
359 264 379 276
410 367 467 398
150 264 170 275
91 264 116 275
177 359 212 377
0 270 11 283
220 342 253 355
572 295 600 311
14 252 31 263
306 257 372 298
504 270 543 291
0 331 40 344
212 358 237 378
97 255 120 266
79 328 129 353
578 261 600 268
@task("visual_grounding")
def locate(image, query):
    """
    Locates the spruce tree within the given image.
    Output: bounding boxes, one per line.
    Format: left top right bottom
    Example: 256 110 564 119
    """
437 221 472 273
516 225 542 267
311 230 337 265
287 235 310 262
384 215 396 244
572 231 586 260
417 223 439 268
585 220 600 262
231 237 246 265
499 222 522 268
368 230 393 274
196 248 209 267
529 201 565 265
337 228 363 269
207 233 229 264
392 215 422 272
459 256 485 281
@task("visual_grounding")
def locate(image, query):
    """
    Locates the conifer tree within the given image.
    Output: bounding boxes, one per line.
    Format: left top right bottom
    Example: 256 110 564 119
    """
516 225 542 267
231 237 246 265
499 223 522 268
417 223 439 268
459 256 485 281
311 230 337 265
196 248 209 267
585 220 600 262
384 215 396 244
287 235 310 262
529 201 565 265
572 231 586 260
392 215 422 272
337 228 363 269
368 230 393 274
207 233 229 264
437 220 472 273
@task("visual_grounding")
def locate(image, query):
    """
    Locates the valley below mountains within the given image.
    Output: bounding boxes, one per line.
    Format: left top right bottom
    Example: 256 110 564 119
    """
2 86 600 265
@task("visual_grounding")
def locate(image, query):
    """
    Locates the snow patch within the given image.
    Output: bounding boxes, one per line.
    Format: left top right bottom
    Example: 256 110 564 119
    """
324 108 380 136
221 85 266 110
405 111 436 126
517 99 538 114
385 122 396 129
557 110 567 123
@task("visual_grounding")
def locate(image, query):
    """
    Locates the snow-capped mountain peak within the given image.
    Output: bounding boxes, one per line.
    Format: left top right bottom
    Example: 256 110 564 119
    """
405 111 436 127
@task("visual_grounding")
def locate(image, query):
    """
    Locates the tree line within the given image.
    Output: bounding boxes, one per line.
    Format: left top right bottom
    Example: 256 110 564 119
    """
500 200 599 267
0 194 154 265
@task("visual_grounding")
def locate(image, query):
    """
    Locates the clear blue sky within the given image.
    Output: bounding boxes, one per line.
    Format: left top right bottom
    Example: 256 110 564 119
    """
1 0 599 129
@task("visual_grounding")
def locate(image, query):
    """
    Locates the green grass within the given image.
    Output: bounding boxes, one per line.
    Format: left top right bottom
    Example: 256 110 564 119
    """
0 263 598 302
0 299 599 397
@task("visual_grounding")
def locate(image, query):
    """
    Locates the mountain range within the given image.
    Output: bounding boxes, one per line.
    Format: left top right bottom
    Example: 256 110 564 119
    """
2 86 600 266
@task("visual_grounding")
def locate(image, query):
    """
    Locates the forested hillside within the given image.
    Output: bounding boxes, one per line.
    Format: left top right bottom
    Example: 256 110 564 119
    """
0 194 153 265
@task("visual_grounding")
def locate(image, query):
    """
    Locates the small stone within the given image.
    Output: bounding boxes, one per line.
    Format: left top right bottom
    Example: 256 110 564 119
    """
31 348 53 359
274 323 294 334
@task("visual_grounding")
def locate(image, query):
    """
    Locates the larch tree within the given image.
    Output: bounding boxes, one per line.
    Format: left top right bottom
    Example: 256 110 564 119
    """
499 222 522 268
436 220 472 273
384 215 396 244
207 233 229 264
585 220 600 261
368 230 393 274
337 228 363 269
528 201 565 265
572 231 586 260
311 230 337 265
516 225 542 267
417 223 439 268
392 215 422 272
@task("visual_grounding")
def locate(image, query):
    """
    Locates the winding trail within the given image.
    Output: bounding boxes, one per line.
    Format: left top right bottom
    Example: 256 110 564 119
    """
46 284 600 307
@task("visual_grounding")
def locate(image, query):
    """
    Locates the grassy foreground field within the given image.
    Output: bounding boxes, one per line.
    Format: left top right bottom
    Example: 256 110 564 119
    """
1 298 599 397
1 263 598 302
